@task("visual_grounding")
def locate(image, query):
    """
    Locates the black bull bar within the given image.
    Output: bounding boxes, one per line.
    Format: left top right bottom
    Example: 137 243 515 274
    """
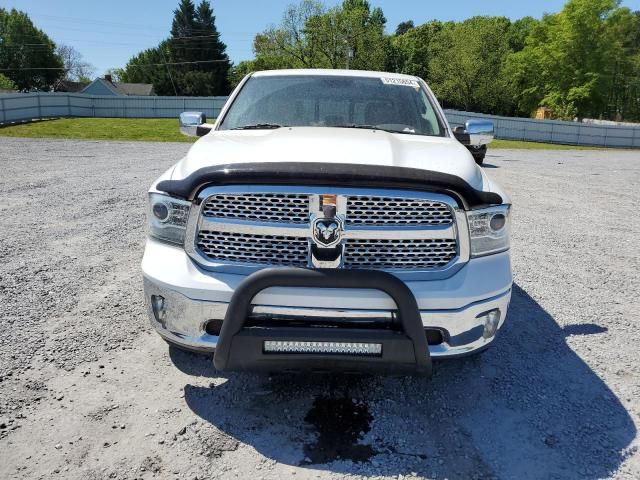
213 268 432 376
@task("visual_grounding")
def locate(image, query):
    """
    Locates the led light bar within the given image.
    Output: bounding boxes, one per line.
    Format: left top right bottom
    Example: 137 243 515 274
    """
263 341 382 356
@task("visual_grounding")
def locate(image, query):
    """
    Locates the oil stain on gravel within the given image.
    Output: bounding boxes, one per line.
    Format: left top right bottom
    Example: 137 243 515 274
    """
303 396 375 464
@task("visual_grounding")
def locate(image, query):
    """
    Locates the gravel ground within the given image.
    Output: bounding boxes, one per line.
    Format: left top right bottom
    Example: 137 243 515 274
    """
0 137 639 480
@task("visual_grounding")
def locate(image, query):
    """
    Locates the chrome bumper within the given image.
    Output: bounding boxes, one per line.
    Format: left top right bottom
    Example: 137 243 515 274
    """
144 278 511 359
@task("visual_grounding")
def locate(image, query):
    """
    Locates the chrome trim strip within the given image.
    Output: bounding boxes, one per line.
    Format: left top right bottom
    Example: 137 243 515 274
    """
252 305 394 321
199 217 310 237
199 218 456 240
342 224 455 240
454 208 471 263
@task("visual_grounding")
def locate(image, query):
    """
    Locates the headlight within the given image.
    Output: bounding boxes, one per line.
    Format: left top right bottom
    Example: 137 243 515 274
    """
148 193 191 245
466 204 511 257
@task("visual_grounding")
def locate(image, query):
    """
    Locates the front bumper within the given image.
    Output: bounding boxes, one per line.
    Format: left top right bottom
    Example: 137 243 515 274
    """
142 239 512 359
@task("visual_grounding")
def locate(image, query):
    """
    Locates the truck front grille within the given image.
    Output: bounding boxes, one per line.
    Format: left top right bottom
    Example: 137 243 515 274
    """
189 187 466 275
202 193 309 224
344 239 457 270
197 230 309 267
346 196 453 226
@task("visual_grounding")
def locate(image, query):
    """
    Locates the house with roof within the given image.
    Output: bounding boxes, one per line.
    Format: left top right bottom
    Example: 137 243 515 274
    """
54 80 90 93
81 75 155 96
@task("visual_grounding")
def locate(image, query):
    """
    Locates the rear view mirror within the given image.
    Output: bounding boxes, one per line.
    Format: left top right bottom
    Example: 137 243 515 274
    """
179 112 212 137
453 120 495 147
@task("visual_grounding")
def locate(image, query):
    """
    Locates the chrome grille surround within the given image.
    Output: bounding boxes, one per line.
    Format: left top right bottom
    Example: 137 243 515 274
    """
184 186 470 280
346 196 453 226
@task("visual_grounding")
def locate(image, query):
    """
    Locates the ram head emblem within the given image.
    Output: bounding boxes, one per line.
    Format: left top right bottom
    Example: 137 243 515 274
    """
312 218 342 247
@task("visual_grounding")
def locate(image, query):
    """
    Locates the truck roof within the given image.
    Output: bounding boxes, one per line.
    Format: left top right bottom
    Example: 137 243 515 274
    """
251 69 421 81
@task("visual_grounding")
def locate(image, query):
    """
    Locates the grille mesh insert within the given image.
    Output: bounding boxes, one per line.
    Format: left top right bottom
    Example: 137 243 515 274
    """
195 190 460 271
344 239 457 270
347 196 453 226
202 193 309 224
197 230 309 267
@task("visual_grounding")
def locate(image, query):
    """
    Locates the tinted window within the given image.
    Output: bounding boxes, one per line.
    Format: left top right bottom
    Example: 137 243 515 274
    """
219 75 444 136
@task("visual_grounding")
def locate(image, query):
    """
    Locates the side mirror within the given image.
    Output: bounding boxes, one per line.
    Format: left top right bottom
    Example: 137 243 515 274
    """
453 120 495 147
465 119 494 146
179 112 213 137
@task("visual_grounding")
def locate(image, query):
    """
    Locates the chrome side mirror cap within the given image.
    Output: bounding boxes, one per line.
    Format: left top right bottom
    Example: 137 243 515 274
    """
465 119 494 146
179 112 212 137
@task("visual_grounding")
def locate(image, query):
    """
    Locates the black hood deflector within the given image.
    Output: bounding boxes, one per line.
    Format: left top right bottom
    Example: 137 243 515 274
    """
156 162 502 210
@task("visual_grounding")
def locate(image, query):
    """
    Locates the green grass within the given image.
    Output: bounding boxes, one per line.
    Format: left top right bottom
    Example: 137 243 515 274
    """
0 118 616 149
490 139 603 150
0 118 196 143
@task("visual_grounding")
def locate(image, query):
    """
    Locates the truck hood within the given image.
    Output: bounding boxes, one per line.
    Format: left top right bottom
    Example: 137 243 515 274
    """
173 127 484 190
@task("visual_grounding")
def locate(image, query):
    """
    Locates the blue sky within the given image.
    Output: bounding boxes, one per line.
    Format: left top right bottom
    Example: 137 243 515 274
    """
4 0 640 75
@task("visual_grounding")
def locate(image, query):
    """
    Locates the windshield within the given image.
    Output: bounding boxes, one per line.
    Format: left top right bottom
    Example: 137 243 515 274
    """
219 75 445 137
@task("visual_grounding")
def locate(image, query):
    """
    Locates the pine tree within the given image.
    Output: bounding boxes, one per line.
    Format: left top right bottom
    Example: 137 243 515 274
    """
192 0 231 94
123 0 232 95
170 0 197 65
167 0 231 95
171 0 197 38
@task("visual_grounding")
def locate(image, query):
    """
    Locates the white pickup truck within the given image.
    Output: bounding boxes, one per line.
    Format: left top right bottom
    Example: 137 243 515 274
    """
142 69 512 376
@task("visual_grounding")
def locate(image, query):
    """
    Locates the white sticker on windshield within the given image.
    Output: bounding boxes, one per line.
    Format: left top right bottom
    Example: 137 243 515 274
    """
381 77 420 89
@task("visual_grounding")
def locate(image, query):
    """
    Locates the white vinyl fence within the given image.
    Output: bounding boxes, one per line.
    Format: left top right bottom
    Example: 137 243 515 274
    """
445 109 640 148
0 92 227 124
2 92 640 148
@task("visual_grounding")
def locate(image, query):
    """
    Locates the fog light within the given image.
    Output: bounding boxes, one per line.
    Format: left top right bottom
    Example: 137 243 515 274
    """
151 295 167 326
481 309 501 339
204 319 223 336
263 341 382 356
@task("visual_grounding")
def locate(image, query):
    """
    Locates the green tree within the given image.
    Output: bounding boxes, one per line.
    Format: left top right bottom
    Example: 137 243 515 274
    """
121 0 231 96
0 8 64 90
252 0 387 71
253 0 325 69
429 17 513 113
121 41 176 95
395 20 414 36
171 0 198 37
169 0 198 65
505 0 626 119
228 60 255 88
0 72 17 90
180 0 231 94
387 21 442 79
507 17 539 52
601 8 640 120
234 0 640 120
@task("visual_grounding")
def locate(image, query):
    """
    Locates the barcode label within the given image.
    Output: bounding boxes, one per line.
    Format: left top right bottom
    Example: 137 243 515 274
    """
380 77 420 88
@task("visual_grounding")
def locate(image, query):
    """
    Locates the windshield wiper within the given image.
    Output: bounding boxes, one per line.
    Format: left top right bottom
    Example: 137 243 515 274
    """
333 124 379 130
232 123 283 130
333 124 417 135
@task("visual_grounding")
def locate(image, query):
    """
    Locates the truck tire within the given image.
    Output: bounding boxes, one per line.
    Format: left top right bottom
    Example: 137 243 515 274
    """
464 144 487 166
